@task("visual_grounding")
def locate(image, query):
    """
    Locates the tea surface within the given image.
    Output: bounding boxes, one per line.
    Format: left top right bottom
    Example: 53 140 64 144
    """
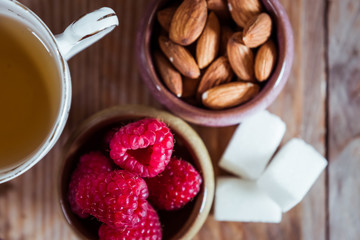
0 16 61 170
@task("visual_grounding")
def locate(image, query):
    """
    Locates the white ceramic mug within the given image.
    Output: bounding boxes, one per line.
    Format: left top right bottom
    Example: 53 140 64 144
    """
0 0 119 183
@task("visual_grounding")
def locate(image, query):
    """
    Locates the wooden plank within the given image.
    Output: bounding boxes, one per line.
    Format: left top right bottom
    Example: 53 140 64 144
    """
264 0 327 239
328 0 360 239
193 0 328 238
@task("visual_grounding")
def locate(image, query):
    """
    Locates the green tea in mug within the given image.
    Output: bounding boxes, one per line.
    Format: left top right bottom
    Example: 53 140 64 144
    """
0 15 61 171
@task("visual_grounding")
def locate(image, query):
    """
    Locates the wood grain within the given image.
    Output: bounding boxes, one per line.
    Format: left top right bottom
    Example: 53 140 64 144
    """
328 0 360 239
0 0 357 239
194 0 328 239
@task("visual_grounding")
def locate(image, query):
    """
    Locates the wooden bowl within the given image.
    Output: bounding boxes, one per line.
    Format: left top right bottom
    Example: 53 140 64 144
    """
136 0 294 127
58 105 214 240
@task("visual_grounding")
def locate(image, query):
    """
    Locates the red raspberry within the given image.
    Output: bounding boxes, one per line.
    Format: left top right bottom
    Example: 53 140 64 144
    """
76 170 149 228
98 203 162 240
68 152 113 218
109 118 174 177
146 157 202 210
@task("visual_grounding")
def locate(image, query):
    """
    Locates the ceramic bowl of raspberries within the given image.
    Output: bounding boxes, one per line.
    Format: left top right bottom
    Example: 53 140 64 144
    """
58 105 214 240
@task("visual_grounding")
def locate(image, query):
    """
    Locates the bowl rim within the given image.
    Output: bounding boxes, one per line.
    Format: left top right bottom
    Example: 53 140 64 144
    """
136 0 294 127
57 104 215 240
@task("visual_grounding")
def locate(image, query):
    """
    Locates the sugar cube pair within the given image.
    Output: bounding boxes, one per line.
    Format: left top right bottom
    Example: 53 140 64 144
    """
215 111 327 223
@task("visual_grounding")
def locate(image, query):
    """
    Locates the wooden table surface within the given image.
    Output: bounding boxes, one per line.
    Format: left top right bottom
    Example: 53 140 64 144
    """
1 0 359 239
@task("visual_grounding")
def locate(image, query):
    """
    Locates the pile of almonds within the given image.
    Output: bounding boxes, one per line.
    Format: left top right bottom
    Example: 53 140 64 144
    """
153 0 277 110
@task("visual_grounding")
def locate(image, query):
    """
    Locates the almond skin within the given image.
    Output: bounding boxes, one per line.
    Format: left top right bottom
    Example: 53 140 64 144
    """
208 0 231 20
182 77 200 98
197 56 233 97
227 32 254 81
169 0 208 46
159 35 200 79
202 81 260 109
196 12 221 69
153 51 183 97
157 7 177 32
219 25 234 56
255 39 277 81
227 0 262 27
243 13 272 48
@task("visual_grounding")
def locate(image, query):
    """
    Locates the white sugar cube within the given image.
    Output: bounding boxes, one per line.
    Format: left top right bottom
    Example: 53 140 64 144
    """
214 177 282 223
257 138 328 212
219 111 286 179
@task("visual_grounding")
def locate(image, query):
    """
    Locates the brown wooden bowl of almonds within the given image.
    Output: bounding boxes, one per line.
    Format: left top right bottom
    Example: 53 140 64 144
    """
136 0 294 126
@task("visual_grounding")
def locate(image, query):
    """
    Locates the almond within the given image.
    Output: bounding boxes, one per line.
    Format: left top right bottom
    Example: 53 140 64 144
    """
157 7 177 32
202 81 260 109
255 39 277 81
227 32 254 81
197 56 233 97
183 77 200 98
169 0 208 46
159 35 200 79
153 51 183 97
243 13 272 48
196 12 221 69
219 25 234 56
227 0 262 28
208 0 231 20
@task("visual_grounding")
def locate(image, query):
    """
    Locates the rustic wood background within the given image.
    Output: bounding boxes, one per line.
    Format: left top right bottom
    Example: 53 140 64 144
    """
1 0 359 239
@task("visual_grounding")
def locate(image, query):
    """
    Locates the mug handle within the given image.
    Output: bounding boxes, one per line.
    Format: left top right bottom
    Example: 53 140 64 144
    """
55 7 119 61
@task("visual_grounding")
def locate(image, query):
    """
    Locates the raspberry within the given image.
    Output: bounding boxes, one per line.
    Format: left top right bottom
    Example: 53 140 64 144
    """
146 157 202 210
109 118 174 177
98 203 162 240
76 170 149 228
68 152 113 218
